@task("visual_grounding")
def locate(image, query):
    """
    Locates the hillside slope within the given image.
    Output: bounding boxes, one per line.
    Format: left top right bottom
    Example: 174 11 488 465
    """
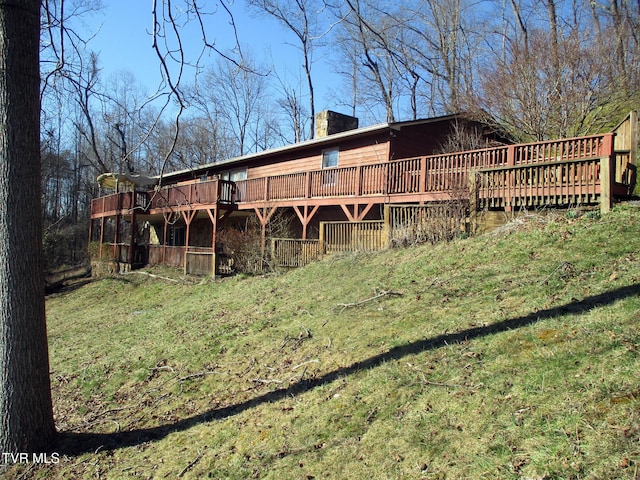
8 205 640 479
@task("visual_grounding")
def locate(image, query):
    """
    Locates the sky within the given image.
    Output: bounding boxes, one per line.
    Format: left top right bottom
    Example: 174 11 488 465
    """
82 0 339 114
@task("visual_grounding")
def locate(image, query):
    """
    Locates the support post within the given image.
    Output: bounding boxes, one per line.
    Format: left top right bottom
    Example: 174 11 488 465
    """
162 215 168 265
600 155 614 215
181 210 197 275
113 213 120 261
319 221 325 254
128 192 136 266
468 170 478 235
98 217 105 260
293 204 320 240
383 204 391 248
206 208 218 277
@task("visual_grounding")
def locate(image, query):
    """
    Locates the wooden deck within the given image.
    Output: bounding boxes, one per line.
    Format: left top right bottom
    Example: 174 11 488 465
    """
90 131 634 219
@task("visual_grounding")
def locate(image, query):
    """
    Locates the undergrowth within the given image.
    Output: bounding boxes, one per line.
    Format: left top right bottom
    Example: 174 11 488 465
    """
6 205 640 479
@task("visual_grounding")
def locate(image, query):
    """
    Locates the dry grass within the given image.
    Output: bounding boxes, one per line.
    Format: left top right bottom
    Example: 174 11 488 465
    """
5 204 640 479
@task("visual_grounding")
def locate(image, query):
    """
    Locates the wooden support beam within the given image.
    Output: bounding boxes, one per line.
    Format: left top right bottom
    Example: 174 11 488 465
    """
113 213 120 261
356 202 375 220
293 205 320 239
162 215 168 264
206 208 218 277
340 204 355 222
601 155 614 215
98 217 105 260
254 206 278 255
340 203 375 222
128 204 137 266
181 210 197 274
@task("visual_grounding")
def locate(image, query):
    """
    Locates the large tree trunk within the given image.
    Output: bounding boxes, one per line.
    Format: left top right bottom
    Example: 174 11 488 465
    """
0 0 56 453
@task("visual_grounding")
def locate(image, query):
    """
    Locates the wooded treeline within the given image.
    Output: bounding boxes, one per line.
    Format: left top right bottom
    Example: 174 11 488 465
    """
40 0 639 270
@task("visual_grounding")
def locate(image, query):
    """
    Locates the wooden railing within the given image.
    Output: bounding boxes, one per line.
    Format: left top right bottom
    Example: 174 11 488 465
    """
92 132 631 217
147 245 185 268
231 133 619 206
91 179 234 216
271 239 322 267
320 220 388 253
476 158 602 209
149 179 233 210
90 190 149 216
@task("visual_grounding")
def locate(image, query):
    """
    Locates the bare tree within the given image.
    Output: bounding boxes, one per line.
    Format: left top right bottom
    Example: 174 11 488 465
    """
0 0 56 453
194 55 270 155
248 0 327 139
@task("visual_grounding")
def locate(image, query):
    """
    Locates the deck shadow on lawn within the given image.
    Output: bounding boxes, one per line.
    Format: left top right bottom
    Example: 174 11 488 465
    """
55 282 640 456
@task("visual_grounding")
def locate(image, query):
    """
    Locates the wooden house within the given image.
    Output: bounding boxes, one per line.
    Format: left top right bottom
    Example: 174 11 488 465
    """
89 111 638 275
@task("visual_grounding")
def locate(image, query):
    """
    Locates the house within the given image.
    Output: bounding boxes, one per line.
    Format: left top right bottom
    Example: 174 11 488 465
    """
89 110 638 275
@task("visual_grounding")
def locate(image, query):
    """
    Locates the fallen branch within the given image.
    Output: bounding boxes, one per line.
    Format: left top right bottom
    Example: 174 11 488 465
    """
407 363 462 389
178 370 221 382
292 359 319 370
539 262 574 285
178 450 204 477
122 270 180 283
335 289 403 313
253 378 283 385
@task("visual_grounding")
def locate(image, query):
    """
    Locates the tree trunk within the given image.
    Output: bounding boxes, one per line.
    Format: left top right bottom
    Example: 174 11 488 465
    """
0 0 56 453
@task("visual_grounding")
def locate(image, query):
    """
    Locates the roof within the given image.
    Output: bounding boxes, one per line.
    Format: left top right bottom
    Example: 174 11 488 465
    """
161 113 471 182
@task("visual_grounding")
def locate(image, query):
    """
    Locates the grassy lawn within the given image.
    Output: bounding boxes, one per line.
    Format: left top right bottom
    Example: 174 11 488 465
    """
6 205 640 479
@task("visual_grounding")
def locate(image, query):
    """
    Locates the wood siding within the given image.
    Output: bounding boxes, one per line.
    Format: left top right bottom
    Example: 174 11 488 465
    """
247 135 390 179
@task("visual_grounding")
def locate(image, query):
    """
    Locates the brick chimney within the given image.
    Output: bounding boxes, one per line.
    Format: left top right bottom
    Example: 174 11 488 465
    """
315 110 359 138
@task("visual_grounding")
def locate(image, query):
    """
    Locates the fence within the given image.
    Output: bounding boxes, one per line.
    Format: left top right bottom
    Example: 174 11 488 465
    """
184 247 214 276
271 239 322 268
387 203 469 246
320 220 388 254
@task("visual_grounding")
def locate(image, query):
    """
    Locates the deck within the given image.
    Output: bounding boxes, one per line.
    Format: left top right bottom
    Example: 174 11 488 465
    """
90 132 635 219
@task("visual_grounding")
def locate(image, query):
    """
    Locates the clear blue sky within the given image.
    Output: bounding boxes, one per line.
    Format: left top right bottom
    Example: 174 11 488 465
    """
83 1 338 112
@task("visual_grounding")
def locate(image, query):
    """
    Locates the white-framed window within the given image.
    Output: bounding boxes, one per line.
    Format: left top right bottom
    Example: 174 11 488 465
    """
220 168 247 181
322 148 339 185
322 148 339 168
230 169 247 181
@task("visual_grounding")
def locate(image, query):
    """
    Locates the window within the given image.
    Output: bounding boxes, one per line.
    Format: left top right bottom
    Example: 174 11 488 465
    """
220 168 247 181
322 148 339 185
322 148 339 168
230 169 247 181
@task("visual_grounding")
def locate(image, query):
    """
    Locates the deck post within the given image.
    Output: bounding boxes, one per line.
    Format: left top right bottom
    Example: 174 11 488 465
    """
630 110 638 167
113 214 120 261
206 208 218 277
128 192 136 266
383 204 391 247
319 221 325 254
162 216 168 265
98 217 105 260
507 145 516 166
468 170 478 235
600 155 614 214
181 210 197 275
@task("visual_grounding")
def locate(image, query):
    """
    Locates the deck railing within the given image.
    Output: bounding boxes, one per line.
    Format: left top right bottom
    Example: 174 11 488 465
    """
231 133 619 206
476 158 602 209
92 132 630 216
149 179 234 209
91 179 234 216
